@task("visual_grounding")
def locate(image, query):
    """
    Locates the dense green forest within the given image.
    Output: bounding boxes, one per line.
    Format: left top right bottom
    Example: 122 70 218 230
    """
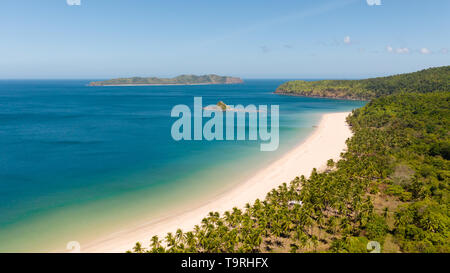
131 67 449 253
275 66 450 100
89 74 243 86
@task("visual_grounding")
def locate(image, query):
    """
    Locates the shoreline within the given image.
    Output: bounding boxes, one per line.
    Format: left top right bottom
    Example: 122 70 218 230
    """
274 91 369 101
82 111 352 253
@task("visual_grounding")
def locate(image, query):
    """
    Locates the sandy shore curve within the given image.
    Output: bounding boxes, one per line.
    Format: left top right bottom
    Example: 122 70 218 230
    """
82 111 352 253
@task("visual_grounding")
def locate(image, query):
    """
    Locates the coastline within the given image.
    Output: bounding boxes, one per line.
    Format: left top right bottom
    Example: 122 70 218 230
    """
82 111 352 253
274 91 368 101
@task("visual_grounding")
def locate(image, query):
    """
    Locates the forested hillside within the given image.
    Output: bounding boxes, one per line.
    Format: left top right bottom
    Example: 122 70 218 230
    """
275 66 450 100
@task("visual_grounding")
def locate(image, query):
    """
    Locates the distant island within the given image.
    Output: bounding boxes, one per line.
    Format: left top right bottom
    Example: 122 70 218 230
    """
275 66 450 100
89 74 243 86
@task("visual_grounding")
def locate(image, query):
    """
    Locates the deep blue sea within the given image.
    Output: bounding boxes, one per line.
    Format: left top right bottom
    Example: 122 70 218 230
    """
0 79 365 252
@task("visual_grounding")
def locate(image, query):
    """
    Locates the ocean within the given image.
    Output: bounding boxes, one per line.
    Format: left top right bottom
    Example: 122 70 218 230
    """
0 79 365 252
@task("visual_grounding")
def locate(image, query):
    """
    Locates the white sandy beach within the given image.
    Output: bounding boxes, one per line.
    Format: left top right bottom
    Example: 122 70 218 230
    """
82 111 352 253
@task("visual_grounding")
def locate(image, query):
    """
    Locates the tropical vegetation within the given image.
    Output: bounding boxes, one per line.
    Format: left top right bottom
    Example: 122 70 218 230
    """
275 66 450 100
131 67 449 253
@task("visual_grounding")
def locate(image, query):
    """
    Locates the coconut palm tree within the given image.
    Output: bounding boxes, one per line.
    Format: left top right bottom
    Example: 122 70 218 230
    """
133 242 144 253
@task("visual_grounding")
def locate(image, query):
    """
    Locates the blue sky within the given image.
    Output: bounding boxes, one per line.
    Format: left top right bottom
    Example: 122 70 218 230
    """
0 0 449 79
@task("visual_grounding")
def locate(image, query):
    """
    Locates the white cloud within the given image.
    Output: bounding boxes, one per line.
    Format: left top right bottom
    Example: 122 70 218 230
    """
420 48 431 54
344 36 351 44
386 46 410 54
67 0 81 6
395 47 410 54
366 0 381 6
440 48 448 54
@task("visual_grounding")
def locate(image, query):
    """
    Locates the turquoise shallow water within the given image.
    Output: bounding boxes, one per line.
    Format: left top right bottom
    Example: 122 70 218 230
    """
0 79 365 252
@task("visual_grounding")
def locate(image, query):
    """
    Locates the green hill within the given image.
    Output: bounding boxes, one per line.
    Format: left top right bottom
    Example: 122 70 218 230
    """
275 66 450 100
89 74 243 86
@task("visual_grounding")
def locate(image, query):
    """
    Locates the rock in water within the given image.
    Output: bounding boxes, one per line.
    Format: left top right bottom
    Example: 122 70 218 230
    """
216 101 228 111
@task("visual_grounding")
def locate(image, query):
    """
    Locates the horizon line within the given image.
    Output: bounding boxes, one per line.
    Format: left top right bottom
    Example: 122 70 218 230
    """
0 77 371 81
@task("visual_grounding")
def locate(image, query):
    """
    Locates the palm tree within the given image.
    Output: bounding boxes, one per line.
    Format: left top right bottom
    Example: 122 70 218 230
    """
165 232 176 252
184 231 197 252
150 235 164 253
175 228 184 244
133 242 144 253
